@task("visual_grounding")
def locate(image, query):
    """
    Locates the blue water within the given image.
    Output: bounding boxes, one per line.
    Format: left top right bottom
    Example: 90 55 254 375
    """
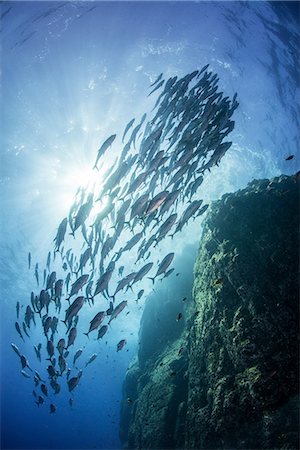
1 2 299 449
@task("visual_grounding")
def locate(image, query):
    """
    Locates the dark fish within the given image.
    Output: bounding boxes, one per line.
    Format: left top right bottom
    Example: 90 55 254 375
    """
21 370 31 379
85 353 97 367
34 344 42 362
47 340 54 359
285 155 294 161
16 301 20 319
67 327 77 348
73 349 83 366
11 343 21 357
20 355 32 371
46 251 51 271
150 72 163 87
22 322 30 338
68 275 89 299
136 289 144 302
149 253 174 283
54 218 68 252
57 338 66 356
35 263 39 286
84 311 106 336
36 395 44 407
46 271 56 290
117 339 127 352
148 79 164 97
28 252 31 270
93 263 115 298
41 384 48 396
145 191 169 215
50 404 56 414
15 322 25 342
93 134 117 170
176 313 182 321
132 263 153 285
122 118 135 142
71 196 93 236
47 365 57 378
108 301 127 324
63 297 84 324
97 325 108 340
58 355 67 375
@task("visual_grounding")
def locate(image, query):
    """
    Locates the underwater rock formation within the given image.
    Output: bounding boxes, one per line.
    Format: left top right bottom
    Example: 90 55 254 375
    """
120 174 299 449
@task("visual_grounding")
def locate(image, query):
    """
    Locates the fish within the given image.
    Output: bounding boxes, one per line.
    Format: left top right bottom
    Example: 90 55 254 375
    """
108 301 127 325
35 263 39 286
16 302 20 319
46 340 54 359
148 79 164 97
47 365 57 378
84 311 106 336
97 325 108 340
63 296 85 325
71 196 94 236
85 353 97 368
15 322 25 342
28 252 31 270
122 118 135 142
121 232 143 253
21 370 31 379
117 339 127 352
58 355 67 375
41 383 48 396
67 371 82 391
149 253 174 283
22 322 30 338
285 155 294 161
161 268 175 280
46 251 51 271
145 191 169 215
54 279 64 299
67 327 77 348
93 263 115 298
50 404 56 414
34 344 42 362
11 343 21 357
36 396 44 407
46 271 56 290
176 313 182 321
73 349 83 366
136 289 144 302
132 263 153 286
20 355 32 371
93 134 117 170
57 338 66 356
54 218 68 252
68 274 89 299
150 72 163 87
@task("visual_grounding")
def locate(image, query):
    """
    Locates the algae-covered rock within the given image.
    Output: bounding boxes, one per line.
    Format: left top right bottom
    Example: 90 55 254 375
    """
186 175 299 449
120 175 299 450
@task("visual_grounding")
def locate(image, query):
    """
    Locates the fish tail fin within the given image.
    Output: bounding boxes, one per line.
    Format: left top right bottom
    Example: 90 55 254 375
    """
83 333 90 339
148 277 155 285
93 163 99 171
69 231 75 238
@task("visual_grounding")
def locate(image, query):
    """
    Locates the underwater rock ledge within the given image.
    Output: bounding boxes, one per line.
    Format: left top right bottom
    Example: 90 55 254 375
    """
120 174 299 450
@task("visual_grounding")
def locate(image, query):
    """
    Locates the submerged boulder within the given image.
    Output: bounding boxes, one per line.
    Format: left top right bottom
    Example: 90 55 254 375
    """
120 174 299 449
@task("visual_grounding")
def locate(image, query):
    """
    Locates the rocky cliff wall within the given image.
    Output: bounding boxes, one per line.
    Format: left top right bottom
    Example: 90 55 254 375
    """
120 175 299 450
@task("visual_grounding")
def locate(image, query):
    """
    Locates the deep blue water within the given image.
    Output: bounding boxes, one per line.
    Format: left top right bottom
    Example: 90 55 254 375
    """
1 2 299 449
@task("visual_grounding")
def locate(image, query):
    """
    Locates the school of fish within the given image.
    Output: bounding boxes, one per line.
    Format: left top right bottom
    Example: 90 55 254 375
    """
12 66 239 413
